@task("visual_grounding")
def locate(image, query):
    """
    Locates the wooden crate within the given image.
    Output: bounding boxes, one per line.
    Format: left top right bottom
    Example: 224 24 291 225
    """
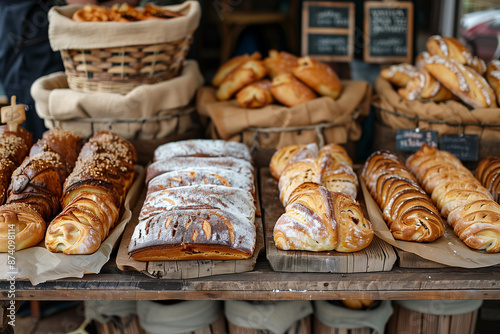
387 302 480 334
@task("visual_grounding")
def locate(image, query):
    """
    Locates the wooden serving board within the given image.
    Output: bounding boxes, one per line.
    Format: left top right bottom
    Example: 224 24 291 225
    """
116 182 265 279
261 168 396 273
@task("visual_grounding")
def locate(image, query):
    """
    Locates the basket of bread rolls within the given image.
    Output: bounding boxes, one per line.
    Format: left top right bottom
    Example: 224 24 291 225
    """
373 35 500 159
47 1 200 94
197 50 372 157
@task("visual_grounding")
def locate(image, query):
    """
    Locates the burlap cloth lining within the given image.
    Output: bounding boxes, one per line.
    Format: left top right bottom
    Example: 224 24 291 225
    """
196 81 372 149
48 1 201 51
30 60 204 140
373 76 500 140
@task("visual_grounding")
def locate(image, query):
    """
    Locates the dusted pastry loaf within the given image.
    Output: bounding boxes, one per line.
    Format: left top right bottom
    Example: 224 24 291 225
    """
0 129 82 252
130 139 256 261
362 150 444 242
407 144 500 252
45 131 136 254
274 183 373 252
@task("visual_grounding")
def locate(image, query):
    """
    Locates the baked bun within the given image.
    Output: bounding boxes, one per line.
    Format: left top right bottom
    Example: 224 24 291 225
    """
263 50 299 78
469 56 487 75
236 79 273 108
274 182 373 252
424 56 497 108
212 52 261 87
398 69 456 102
426 35 472 65
291 57 342 99
270 73 317 107
0 203 45 252
380 63 419 87
216 60 268 101
486 61 500 106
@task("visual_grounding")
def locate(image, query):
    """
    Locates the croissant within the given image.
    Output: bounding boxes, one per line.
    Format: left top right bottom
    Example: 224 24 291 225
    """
235 80 274 108
362 151 444 242
0 203 45 252
216 60 268 101
269 143 318 179
291 57 342 99
423 55 496 108
212 52 261 87
45 131 136 254
274 183 373 252
476 156 500 203
407 144 500 252
269 73 317 107
263 50 298 78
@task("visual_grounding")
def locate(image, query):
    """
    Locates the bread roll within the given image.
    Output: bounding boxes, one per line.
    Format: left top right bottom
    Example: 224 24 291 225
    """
212 52 261 87
469 56 487 75
46 131 136 255
423 55 496 108
398 69 456 102
380 63 419 87
291 57 342 99
263 50 298 78
269 73 317 107
274 183 373 252
363 150 444 242
216 60 268 101
426 35 473 65
236 79 273 108
407 144 500 252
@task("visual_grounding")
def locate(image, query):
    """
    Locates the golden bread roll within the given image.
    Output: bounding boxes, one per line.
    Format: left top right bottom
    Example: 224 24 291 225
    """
362 150 444 242
426 35 473 65
216 60 268 101
476 156 500 203
423 55 496 108
269 143 319 179
415 51 431 70
380 63 419 87
407 144 500 252
291 57 342 99
263 49 299 78
236 79 273 108
269 73 317 107
341 300 376 310
469 56 487 75
398 69 456 102
0 203 45 252
274 182 373 252
211 52 261 87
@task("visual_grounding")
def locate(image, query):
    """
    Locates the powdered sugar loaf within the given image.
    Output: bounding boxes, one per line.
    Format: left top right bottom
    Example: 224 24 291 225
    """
154 139 252 162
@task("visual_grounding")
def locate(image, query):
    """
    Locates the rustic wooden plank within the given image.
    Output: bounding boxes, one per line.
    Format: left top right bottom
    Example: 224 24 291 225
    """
261 168 397 273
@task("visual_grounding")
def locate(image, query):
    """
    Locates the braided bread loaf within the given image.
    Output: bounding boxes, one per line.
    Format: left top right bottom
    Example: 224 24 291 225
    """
362 150 444 242
407 144 500 252
274 183 373 252
45 131 137 254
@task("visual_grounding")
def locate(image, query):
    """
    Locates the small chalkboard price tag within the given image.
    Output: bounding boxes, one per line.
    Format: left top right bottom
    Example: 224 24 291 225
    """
395 129 438 152
364 1 413 63
440 134 479 162
302 1 355 62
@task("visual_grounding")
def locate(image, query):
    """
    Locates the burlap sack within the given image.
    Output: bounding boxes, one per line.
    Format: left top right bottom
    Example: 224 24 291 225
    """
48 1 201 51
373 76 500 140
31 60 204 140
197 81 372 150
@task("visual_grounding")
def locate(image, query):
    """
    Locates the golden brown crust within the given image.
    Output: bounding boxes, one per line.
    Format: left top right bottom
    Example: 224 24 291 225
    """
212 52 261 87
0 203 45 252
269 73 317 107
426 35 473 65
269 144 319 179
235 79 273 108
380 63 419 87
291 57 342 99
216 60 268 101
476 156 500 203
263 50 299 78
398 69 457 102
72 3 182 22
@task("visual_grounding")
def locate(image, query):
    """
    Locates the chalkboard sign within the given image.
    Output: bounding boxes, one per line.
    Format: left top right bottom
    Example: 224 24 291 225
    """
364 1 413 63
302 2 355 62
440 134 479 161
395 129 438 152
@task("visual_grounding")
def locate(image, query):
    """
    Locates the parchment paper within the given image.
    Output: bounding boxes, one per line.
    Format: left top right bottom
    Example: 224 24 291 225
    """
360 177 500 268
0 166 145 285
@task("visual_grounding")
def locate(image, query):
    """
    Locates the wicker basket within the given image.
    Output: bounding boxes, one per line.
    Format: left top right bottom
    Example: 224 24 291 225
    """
61 36 193 94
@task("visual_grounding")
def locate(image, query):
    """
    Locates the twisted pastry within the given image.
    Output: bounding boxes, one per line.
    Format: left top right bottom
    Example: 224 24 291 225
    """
362 151 444 242
476 156 500 203
274 183 373 252
0 203 45 252
380 63 419 87
398 69 456 102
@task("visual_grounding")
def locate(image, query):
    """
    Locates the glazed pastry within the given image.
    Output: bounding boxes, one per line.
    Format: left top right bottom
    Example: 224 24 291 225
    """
236 80 273 108
274 183 373 252
0 203 46 252
362 150 444 242
263 50 299 78
407 144 500 252
153 139 251 162
426 35 473 65
476 156 500 202
398 69 456 102
216 60 268 101
211 52 261 87
291 57 342 99
269 73 317 107
423 55 496 108
380 63 419 87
